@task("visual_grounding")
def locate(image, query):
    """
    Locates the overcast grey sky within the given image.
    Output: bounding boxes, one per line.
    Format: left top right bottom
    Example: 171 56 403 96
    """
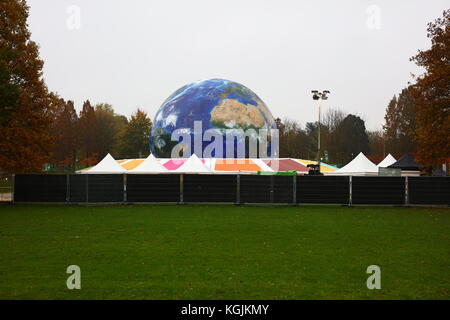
28 0 448 130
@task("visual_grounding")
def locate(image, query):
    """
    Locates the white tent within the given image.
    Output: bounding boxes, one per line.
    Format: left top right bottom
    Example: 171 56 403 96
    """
84 153 125 174
128 154 168 173
333 152 378 176
377 154 396 168
174 154 211 173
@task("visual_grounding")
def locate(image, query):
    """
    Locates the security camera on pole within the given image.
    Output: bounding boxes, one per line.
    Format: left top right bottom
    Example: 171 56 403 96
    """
310 90 330 175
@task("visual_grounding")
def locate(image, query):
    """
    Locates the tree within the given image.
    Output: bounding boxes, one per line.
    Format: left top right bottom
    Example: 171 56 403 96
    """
382 87 418 156
276 118 307 159
274 109 370 165
323 108 346 132
383 95 400 154
323 108 346 164
111 114 128 156
332 114 370 165
94 103 117 159
0 0 53 172
396 87 417 154
93 103 128 159
367 130 385 164
49 98 78 171
305 121 319 157
78 100 98 163
410 9 450 168
118 109 152 158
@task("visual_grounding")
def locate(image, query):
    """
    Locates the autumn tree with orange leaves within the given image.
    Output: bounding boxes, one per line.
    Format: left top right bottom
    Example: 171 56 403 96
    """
49 98 78 171
0 0 53 172
410 9 450 168
383 87 417 156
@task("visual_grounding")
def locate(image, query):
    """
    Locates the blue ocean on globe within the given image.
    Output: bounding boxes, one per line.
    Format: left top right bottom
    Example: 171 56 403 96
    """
150 79 277 158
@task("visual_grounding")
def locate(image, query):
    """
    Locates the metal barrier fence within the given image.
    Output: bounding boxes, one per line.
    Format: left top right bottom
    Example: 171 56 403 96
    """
11 174 450 205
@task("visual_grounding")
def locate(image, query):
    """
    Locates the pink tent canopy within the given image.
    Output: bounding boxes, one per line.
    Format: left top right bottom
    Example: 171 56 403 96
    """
263 159 309 172
163 158 205 170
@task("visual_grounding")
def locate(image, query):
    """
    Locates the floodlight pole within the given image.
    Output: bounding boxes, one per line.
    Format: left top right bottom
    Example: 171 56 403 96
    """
317 101 321 167
311 90 330 173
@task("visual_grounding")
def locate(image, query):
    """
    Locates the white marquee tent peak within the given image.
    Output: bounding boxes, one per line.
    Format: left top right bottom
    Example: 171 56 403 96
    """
85 153 125 174
174 154 211 173
334 152 378 176
377 154 397 168
128 153 168 173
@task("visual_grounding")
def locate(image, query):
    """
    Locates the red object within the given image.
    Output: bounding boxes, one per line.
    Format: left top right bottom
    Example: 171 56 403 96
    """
263 159 309 172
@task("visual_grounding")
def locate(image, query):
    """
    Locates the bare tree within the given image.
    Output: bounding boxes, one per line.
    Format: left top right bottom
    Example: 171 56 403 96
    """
323 108 346 132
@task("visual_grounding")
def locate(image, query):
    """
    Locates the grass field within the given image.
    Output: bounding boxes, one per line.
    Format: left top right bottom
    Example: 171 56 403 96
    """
0 203 449 299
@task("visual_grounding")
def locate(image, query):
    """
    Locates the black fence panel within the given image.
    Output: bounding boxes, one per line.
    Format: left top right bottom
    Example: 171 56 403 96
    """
184 174 236 203
127 174 180 202
409 177 450 205
12 173 449 205
87 174 123 202
240 175 271 203
68 175 87 202
14 174 67 202
273 175 294 203
297 176 350 204
353 177 405 205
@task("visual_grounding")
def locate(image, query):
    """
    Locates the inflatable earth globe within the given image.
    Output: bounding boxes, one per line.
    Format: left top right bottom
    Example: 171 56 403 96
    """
150 78 277 158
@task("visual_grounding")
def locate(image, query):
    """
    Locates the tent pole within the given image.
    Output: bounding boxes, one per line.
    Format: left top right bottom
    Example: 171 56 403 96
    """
270 175 274 203
86 174 89 203
235 174 241 205
66 174 70 204
179 174 184 204
317 101 321 171
12 173 15 204
349 176 353 206
123 174 127 203
292 174 297 205
405 176 409 206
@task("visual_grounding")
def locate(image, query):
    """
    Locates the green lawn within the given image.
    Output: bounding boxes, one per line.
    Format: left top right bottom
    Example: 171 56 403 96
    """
0 203 449 299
